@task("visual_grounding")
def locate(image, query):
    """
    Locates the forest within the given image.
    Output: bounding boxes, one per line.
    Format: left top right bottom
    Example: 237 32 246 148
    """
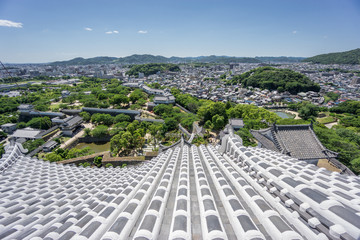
303 48 360 65
228 67 320 94
126 63 180 77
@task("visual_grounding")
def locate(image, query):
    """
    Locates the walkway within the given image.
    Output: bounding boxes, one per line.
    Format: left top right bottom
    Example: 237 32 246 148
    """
57 151 146 165
324 120 339 129
283 110 300 119
59 123 94 149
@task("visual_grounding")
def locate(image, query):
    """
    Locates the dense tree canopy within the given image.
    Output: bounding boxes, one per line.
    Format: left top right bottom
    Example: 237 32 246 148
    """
44 147 94 162
26 117 52 130
91 125 109 138
23 139 45 152
91 113 114 126
303 48 360 65
228 67 320 94
129 89 147 103
330 101 360 115
326 92 340 102
153 104 197 133
0 96 20 114
126 63 180 77
314 125 360 174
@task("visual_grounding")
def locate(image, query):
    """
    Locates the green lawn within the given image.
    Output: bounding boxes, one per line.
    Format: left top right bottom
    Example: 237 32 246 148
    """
49 103 61 110
317 116 336 124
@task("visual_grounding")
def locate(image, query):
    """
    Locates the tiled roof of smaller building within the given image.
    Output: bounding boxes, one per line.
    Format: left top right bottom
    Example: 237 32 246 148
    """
251 124 337 160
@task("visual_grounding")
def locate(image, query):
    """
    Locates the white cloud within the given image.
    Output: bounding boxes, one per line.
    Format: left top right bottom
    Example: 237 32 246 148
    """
84 27 93 31
105 30 119 34
138 30 148 34
292 30 297 34
0 19 23 28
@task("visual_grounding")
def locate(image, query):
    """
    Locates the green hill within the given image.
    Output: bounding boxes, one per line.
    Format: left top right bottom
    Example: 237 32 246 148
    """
50 54 261 65
229 67 320 94
255 56 305 63
126 63 181 77
303 48 360 65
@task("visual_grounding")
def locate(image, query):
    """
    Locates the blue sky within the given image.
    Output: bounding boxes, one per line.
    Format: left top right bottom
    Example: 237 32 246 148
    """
0 0 359 63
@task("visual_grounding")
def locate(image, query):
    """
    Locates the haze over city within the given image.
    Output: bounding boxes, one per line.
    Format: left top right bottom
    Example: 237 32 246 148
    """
1 0 360 63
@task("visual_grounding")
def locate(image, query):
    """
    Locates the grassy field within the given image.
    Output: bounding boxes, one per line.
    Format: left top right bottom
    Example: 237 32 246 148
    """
317 116 336 124
49 103 61 110
59 136 71 143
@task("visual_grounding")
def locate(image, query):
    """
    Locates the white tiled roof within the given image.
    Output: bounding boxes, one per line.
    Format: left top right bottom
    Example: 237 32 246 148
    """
0 137 359 239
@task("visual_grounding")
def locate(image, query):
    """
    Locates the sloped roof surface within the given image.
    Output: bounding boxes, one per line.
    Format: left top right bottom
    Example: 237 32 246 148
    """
0 138 359 239
251 124 337 160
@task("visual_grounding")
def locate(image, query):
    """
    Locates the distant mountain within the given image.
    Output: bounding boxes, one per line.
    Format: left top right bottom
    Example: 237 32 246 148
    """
303 48 360 65
52 56 118 65
255 56 305 63
50 54 262 65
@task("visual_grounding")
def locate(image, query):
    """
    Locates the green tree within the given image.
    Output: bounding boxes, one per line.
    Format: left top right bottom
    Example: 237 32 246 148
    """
326 92 340 102
26 117 52 130
212 114 225 130
130 89 146 103
298 103 319 120
197 102 227 125
23 139 45 152
126 120 140 134
97 93 107 100
35 104 49 111
236 128 257 147
84 128 91 136
204 120 213 130
229 67 320 94
16 122 26 129
164 117 178 131
91 125 109 138
91 113 114 126
154 104 174 117
105 163 113 168
93 156 102 167
80 112 91 122
45 152 63 162
114 114 131 123
149 123 162 145
79 162 91 167
0 145 5 158
110 94 130 105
